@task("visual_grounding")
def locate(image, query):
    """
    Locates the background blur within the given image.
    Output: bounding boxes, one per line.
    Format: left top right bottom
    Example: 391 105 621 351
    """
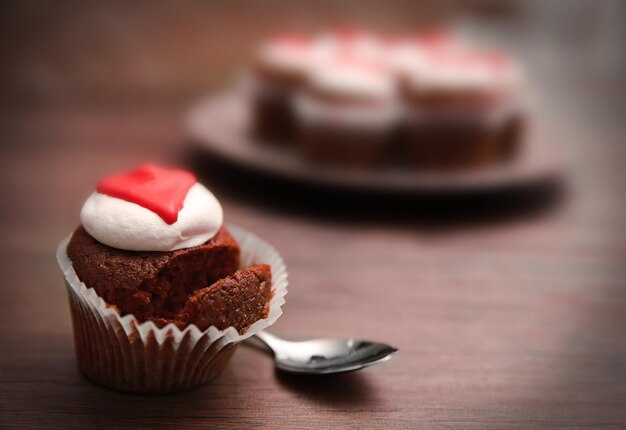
1 0 624 231
1 0 624 106
1 1 625 428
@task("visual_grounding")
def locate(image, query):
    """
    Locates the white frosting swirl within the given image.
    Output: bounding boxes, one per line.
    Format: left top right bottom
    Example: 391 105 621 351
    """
388 41 427 76
296 93 399 128
257 38 331 76
258 44 312 75
404 50 523 96
308 60 395 100
316 31 386 64
80 183 223 252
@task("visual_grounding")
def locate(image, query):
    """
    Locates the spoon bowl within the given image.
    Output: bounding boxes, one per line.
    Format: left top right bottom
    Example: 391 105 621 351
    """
247 331 398 375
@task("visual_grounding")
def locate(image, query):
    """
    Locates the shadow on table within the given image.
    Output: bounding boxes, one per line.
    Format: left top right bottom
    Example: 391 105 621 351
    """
185 150 567 230
58 371 266 428
274 369 378 407
55 367 377 428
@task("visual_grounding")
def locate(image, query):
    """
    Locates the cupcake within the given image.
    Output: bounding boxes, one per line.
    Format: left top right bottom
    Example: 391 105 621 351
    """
295 55 398 167
399 47 525 169
251 32 324 143
387 28 460 80
57 164 288 393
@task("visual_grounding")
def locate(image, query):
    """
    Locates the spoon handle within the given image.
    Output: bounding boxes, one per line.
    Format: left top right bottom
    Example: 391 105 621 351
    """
247 331 283 354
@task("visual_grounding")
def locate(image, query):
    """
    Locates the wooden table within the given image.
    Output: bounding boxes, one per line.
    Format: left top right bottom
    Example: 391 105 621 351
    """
1 2 625 427
0 96 624 429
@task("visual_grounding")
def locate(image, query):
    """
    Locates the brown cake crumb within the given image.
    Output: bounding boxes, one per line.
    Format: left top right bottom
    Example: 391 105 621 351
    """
67 225 241 323
180 264 272 332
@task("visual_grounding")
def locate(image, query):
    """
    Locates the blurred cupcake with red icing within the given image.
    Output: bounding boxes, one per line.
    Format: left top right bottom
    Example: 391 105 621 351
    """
295 54 399 167
251 32 327 142
387 28 461 81
399 45 525 169
245 26 528 170
57 164 288 393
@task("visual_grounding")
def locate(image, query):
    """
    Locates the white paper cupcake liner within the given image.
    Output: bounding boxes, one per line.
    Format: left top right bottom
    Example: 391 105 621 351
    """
56 224 288 393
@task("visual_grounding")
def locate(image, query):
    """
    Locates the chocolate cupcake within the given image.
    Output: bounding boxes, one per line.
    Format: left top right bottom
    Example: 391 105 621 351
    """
57 164 288 393
387 28 460 82
399 47 525 170
295 57 399 167
251 32 326 143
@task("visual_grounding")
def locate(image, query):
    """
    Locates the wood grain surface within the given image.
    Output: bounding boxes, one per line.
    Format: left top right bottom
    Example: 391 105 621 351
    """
1 1 625 429
0 99 624 429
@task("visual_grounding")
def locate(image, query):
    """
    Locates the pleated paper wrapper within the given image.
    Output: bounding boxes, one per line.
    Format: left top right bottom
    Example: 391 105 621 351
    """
56 225 288 393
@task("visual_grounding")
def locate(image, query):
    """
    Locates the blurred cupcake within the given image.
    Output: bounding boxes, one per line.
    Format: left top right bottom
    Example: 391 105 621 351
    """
387 28 460 80
295 55 398 167
251 32 326 143
399 47 525 169
57 164 288 393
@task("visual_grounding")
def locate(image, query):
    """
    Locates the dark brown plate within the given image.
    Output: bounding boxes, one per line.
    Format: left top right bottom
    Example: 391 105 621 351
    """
186 91 564 193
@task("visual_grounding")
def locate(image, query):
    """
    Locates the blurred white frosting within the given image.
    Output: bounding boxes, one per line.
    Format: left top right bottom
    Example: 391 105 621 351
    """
404 50 523 95
316 29 386 64
257 35 329 75
388 41 428 77
296 93 399 127
308 59 395 100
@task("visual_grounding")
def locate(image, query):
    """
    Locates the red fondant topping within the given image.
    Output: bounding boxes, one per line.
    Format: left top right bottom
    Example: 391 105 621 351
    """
414 27 453 47
96 164 196 225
